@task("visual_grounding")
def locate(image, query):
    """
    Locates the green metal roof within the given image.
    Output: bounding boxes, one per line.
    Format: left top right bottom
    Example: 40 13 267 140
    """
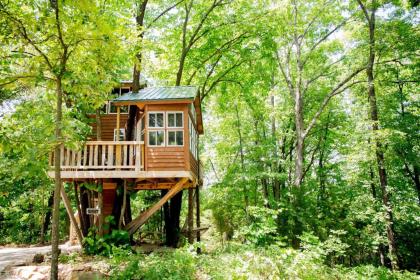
112 86 198 103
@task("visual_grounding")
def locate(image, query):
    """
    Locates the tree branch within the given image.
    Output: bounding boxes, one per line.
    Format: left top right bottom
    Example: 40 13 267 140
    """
303 68 366 138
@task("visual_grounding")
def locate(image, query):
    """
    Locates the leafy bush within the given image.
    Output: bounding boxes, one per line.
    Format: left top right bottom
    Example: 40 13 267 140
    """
83 228 131 257
237 206 279 246
110 246 197 280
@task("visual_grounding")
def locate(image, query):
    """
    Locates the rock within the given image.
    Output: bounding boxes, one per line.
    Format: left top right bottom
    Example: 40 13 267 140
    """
32 254 44 264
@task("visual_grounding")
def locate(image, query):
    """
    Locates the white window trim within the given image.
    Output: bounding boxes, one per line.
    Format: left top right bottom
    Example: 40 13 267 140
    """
148 130 165 147
113 128 126 141
148 111 165 128
167 111 184 128
167 130 184 147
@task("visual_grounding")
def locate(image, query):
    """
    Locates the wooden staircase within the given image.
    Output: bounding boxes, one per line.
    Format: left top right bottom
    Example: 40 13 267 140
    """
124 178 188 235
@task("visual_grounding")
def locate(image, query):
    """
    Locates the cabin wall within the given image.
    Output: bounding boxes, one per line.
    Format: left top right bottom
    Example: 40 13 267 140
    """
89 114 129 141
144 104 190 171
190 152 199 178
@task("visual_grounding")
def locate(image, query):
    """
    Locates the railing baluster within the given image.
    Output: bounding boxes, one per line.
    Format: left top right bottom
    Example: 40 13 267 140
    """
71 150 75 167
94 145 98 166
89 145 93 166
129 145 134 166
135 144 141 171
101 145 106 167
123 145 128 166
83 146 87 166
77 151 81 167
108 145 114 166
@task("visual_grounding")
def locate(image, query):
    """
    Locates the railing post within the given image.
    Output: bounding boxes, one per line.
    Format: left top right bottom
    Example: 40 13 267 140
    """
135 143 141 171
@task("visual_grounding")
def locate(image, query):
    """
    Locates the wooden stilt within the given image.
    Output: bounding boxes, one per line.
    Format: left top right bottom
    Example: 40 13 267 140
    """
119 179 127 229
98 180 104 236
188 188 194 244
61 186 83 245
196 184 201 253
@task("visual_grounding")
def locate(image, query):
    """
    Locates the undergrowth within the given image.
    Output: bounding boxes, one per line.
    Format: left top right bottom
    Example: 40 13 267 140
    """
108 242 418 280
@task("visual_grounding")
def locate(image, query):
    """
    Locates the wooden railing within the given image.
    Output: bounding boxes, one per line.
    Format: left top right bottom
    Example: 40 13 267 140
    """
50 141 144 171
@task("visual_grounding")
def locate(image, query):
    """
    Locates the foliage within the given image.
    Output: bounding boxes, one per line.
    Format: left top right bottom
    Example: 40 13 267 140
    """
83 217 131 257
109 243 418 280
110 247 197 280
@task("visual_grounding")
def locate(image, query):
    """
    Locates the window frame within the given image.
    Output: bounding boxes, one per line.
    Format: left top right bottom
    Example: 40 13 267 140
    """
167 130 184 147
167 111 184 128
148 130 165 147
113 128 126 141
148 111 165 128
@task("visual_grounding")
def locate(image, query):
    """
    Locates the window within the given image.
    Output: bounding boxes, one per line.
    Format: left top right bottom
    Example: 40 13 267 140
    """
148 130 165 146
147 111 185 147
167 131 183 146
113 128 125 141
148 112 164 128
109 103 129 113
189 117 198 159
167 112 183 128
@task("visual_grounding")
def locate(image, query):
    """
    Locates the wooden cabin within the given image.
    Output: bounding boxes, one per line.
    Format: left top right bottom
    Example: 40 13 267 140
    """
49 84 203 242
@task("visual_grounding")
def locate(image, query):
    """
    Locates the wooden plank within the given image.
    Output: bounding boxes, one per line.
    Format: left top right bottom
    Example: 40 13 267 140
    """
123 145 128 166
129 145 134 166
115 145 121 166
85 141 144 145
108 145 114 166
49 170 195 179
72 150 77 167
77 151 82 167
125 178 188 235
101 145 106 167
94 145 99 166
60 186 84 245
89 145 93 166
135 144 141 171
83 146 88 166
60 165 136 169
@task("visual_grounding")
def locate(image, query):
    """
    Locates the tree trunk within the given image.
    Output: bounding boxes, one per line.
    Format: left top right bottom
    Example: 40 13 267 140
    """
196 185 201 253
118 180 127 229
187 188 194 244
95 109 102 141
51 78 63 280
365 7 399 270
294 90 305 188
40 192 54 244
98 183 104 236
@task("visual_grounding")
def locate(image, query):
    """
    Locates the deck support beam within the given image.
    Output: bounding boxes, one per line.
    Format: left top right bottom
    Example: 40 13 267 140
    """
61 186 83 246
124 178 188 235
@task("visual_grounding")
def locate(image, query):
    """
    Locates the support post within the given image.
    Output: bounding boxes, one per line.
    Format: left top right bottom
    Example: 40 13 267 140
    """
61 186 83 246
196 184 201 253
98 180 104 236
188 188 194 244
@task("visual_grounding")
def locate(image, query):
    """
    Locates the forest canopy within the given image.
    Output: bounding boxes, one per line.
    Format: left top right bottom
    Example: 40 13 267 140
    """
0 0 419 278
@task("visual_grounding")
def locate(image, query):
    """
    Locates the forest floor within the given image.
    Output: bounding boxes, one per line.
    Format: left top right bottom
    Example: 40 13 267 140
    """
0 244 80 279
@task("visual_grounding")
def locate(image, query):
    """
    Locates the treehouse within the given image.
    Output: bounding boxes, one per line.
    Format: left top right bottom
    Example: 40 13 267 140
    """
48 83 204 243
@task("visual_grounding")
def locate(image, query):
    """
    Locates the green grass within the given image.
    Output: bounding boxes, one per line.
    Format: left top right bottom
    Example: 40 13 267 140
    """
107 243 418 280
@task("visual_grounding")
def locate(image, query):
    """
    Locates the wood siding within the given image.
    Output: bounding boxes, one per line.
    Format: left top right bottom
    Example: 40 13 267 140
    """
89 114 129 141
190 152 199 179
144 104 190 172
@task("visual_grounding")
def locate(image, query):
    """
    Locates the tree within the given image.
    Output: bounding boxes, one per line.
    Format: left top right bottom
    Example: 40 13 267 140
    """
0 0 128 277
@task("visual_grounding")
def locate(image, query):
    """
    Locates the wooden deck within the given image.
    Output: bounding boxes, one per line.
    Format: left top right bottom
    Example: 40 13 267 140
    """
48 140 197 184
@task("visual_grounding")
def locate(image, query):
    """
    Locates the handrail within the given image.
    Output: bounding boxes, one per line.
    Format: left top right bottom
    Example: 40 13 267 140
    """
50 141 144 171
